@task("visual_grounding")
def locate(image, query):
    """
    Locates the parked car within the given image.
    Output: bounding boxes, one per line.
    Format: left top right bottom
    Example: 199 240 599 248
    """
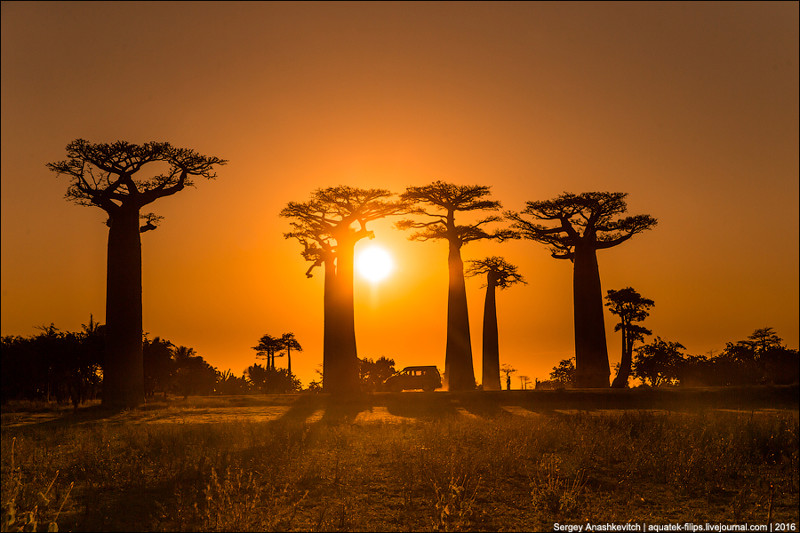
383 366 442 392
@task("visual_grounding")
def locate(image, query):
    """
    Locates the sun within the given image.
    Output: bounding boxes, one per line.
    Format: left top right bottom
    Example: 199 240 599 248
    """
356 246 394 283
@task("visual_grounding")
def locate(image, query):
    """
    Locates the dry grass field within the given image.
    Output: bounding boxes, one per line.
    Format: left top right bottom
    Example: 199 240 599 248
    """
2 388 798 532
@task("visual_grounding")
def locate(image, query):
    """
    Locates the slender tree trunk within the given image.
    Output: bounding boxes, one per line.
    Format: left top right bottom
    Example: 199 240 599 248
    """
103 206 145 407
287 347 292 377
572 243 610 387
481 274 501 391
612 320 631 388
445 240 475 391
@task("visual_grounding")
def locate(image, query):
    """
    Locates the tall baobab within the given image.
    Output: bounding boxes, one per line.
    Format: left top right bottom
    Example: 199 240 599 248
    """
466 257 525 391
604 287 654 388
47 139 225 407
281 186 408 393
507 192 656 387
398 181 512 391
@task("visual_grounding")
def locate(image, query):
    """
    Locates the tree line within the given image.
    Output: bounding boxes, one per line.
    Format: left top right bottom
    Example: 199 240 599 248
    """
1 318 405 404
545 326 798 388
41 138 794 406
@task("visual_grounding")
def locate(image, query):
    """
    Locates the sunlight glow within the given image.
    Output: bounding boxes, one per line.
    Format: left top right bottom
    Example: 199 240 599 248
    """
356 246 394 283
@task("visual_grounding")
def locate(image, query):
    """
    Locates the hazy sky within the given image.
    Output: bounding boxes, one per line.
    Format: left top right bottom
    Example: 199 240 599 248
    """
2 1 798 387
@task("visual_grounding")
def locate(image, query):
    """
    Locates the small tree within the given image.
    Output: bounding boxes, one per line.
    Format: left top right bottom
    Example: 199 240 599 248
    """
143 336 175 399
47 139 225 407
549 357 576 385
359 356 396 391
500 364 516 391
172 346 217 398
399 181 512 391
216 369 252 395
466 257 525 391
632 337 686 387
604 287 654 388
507 192 656 388
246 364 269 393
744 327 783 355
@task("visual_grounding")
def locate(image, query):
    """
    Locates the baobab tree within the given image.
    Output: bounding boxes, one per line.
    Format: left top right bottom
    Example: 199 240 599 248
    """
500 364 516 391
605 287 654 388
253 334 284 370
507 192 656 388
280 332 302 377
281 187 408 393
466 257 525 391
47 139 225 407
398 181 512 391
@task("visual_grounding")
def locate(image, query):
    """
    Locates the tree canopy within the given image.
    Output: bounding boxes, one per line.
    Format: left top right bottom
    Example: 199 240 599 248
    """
465 256 526 289
282 186 409 277
397 181 514 245
48 139 226 224
505 192 657 260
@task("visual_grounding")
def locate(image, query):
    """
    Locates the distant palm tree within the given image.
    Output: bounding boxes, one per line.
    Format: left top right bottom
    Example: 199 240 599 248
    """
173 345 196 363
280 333 303 377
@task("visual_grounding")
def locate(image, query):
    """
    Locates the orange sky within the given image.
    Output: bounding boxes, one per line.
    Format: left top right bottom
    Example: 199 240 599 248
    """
2 1 798 388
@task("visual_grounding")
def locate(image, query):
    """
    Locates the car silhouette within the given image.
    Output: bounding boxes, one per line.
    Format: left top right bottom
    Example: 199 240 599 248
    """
383 366 442 392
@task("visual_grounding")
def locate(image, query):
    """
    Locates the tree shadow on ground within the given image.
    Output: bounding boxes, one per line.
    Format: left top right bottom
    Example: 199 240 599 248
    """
453 392 513 418
271 394 376 426
1 403 143 432
319 394 374 425
382 392 460 420
274 394 326 423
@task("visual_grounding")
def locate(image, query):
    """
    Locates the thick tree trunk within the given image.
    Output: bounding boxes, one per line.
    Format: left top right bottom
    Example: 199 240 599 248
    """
334 240 360 392
323 241 360 394
481 275 501 391
322 259 338 392
572 244 610 387
445 240 475 391
103 206 145 407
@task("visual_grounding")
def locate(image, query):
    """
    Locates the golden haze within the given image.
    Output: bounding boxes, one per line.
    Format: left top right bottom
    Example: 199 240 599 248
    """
1 2 797 387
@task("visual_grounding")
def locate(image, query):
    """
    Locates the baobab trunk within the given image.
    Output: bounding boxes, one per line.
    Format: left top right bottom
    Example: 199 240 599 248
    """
481 273 501 391
572 243 610 387
335 239 360 391
611 325 631 388
322 258 338 392
323 239 360 394
103 206 145 407
445 241 476 391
